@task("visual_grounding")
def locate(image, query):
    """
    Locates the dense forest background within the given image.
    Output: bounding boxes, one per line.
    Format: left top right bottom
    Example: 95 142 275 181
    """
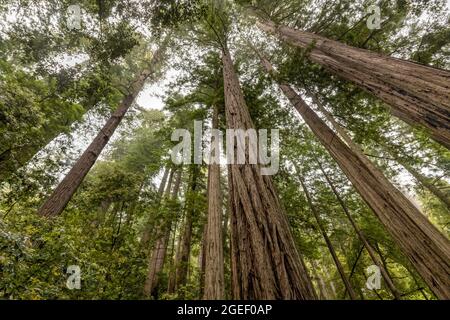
0 0 449 300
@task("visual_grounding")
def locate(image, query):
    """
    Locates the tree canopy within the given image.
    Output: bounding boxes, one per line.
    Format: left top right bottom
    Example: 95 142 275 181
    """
0 0 449 301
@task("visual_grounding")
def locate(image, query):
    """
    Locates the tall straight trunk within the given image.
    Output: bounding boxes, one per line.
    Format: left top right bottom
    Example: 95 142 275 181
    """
222 45 316 300
143 169 182 298
143 168 174 296
313 95 450 210
297 174 358 300
317 161 402 299
166 213 181 294
260 56 450 299
173 213 192 292
141 167 170 246
173 165 200 294
304 96 403 298
198 222 207 298
203 104 225 300
37 58 160 218
256 20 450 149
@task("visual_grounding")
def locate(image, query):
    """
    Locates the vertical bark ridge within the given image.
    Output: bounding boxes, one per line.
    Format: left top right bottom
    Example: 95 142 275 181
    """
256 20 450 148
204 104 225 299
259 56 450 299
223 46 317 300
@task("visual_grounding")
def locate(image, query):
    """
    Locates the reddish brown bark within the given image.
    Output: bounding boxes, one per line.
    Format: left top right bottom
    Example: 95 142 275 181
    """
37 55 161 218
257 20 450 149
198 222 207 298
260 56 450 299
203 104 225 300
223 46 316 300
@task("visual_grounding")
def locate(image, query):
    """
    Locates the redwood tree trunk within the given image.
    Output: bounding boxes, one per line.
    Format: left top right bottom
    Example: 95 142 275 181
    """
198 223 207 298
38 60 159 218
257 20 450 149
317 161 402 300
260 56 450 299
314 96 450 210
203 104 225 300
173 165 200 294
143 169 182 298
141 167 170 247
297 174 358 300
222 46 316 300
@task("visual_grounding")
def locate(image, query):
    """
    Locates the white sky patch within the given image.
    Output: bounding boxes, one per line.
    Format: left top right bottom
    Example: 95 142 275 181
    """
136 67 179 110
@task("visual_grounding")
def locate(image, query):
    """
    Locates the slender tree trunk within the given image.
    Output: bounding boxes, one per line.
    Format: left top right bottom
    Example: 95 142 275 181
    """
297 174 358 300
166 213 181 295
37 57 160 218
173 165 200 294
312 91 450 211
141 167 171 247
204 104 225 299
317 161 402 299
222 45 316 300
311 94 445 297
256 19 450 149
260 56 450 299
387 151 450 210
173 213 192 292
143 169 182 298
199 222 207 298
314 97 449 210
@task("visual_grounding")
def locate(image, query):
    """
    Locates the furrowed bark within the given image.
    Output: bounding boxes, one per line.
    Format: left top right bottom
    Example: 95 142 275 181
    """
37 52 162 218
256 20 450 149
260 56 450 299
223 45 316 300
313 95 450 210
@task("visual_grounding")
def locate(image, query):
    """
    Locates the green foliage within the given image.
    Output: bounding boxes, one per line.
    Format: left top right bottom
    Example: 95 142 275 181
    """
1 0 448 301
